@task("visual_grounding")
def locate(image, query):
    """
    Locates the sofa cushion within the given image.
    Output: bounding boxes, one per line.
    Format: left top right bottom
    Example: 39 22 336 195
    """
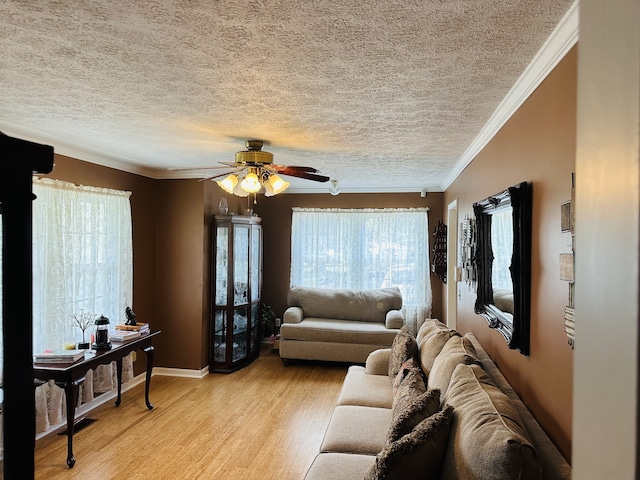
280 318 399 345
417 319 461 374
320 405 393 455
364 406 453 480
441 364 541 480
304 453 376 480
427 334 481 399
416 318 453 343
387 388 441 443
287 286 403 323
388 326 418 381
337 365 394 409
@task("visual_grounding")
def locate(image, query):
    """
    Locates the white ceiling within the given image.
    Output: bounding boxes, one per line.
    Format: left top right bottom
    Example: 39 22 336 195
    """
1 1 577 193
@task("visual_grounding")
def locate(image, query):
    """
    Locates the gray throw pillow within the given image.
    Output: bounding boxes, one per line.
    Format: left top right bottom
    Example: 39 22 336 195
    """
387 388 441 444
364 406 453 480
388 326 418 381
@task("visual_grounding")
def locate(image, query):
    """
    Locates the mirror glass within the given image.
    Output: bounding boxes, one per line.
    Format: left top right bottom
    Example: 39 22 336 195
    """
473 182 531 355
491 208 514 315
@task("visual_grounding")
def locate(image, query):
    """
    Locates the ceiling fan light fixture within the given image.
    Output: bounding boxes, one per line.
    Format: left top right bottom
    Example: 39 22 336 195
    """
217 174 238 194
268 174 290 195
240 171 261 193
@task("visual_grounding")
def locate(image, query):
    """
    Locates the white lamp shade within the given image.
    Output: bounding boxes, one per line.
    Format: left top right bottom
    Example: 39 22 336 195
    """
217 174 238 194
268 174 290 195
240 172 261 193
233 180 250 197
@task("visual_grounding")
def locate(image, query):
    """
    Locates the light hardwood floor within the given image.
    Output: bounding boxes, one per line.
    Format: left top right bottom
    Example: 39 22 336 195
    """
34 346 348 480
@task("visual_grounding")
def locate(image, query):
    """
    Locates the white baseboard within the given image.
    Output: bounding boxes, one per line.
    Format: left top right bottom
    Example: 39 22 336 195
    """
152 365 209 379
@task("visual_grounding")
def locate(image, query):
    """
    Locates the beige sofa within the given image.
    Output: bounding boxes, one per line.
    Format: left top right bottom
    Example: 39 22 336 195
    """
304 319 572 479
279 286 404 364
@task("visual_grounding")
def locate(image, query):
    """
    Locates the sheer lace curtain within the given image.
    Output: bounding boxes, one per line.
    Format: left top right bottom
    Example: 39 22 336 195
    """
290 208 432 333
31 178 134 433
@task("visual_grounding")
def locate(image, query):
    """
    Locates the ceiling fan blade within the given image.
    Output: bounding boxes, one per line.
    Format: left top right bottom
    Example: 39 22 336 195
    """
273 165 321 174
199 170 238 182
279 170 330 182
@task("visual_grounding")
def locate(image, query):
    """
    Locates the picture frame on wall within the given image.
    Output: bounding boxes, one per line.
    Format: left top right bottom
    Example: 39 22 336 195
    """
560 201 571 233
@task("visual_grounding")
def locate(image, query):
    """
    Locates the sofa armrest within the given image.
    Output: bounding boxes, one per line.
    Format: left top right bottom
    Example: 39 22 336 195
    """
365 348 392 375
385 309 404 329
283 306 304 324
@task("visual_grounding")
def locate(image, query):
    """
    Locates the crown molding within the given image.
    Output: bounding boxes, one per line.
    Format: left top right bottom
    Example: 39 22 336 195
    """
0 122 159 178
440 0 579 191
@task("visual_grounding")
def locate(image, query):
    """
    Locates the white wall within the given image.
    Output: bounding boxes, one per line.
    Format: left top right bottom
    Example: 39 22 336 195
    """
573 0 640 477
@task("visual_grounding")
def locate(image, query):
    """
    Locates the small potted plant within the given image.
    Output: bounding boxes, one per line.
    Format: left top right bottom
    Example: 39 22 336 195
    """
261 304 278 336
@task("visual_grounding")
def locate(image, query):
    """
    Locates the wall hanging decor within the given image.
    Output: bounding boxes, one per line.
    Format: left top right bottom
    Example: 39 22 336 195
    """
432 221 447 283
459 215 476 287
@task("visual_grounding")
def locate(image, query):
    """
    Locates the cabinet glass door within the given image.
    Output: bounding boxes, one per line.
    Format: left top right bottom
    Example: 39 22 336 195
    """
251 225 260 302
215 226 228 306
232 306 248 362
233 226 249 305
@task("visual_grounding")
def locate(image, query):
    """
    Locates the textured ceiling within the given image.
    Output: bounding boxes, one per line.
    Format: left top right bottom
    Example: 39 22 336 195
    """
1 0 575 193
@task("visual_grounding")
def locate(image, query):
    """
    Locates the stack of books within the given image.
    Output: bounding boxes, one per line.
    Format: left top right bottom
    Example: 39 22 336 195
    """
110 329 141 343
34 349 85 364
115 322 150 334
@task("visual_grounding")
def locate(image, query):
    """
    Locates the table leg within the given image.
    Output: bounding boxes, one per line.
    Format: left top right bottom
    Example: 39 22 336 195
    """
61 378 82 468
115 358 123 407
142 345 155 410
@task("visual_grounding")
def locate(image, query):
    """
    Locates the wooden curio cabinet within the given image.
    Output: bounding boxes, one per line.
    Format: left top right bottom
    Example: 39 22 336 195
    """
210 215 262 373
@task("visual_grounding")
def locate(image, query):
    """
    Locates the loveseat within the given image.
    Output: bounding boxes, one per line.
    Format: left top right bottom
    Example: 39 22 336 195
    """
304 319 572 479
279 286 405 364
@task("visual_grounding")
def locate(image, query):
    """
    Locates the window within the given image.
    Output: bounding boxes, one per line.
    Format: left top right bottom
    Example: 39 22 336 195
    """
30 178 133 353
290 208 431 331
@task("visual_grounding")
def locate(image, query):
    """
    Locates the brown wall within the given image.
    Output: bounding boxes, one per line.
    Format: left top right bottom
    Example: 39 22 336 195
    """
443 47 577 460
253 192 444 321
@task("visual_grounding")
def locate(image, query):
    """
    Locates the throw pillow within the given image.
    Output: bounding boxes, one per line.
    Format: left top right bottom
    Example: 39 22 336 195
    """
392 357 420 395
364 406 453 480
388 326 418 382
427 334 481 399
392 367 427 413
387 388 441 444
441 364 542 480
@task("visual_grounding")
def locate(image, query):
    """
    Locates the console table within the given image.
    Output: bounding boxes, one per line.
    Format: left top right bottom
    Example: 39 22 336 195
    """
33 331 160 468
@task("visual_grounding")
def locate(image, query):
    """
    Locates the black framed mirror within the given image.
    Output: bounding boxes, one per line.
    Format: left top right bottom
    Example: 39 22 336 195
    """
473 181 532 355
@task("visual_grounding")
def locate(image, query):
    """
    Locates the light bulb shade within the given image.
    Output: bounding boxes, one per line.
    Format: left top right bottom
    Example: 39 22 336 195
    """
217 174 238 194
329 179 340 196
233 180 250 197
268 174 290 195
240 172 261 193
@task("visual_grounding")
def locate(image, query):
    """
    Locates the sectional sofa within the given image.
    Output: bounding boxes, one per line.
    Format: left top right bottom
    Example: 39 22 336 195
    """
304 319 571 479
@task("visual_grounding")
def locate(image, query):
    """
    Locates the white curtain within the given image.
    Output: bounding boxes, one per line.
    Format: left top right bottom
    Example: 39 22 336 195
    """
291 208 432 332
30 178 134 432
32 178 133 353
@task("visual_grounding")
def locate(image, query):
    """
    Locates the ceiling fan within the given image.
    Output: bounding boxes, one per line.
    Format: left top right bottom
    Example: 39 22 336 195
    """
183 140 330 197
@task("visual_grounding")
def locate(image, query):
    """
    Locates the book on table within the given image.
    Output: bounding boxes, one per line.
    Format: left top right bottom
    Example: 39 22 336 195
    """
34 349 85 364
115 322 150 334
110 330 142 342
